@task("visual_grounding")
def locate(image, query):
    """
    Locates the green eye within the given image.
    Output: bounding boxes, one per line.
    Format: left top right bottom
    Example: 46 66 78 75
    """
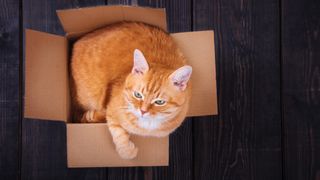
154 99 166 106
133 91 143 99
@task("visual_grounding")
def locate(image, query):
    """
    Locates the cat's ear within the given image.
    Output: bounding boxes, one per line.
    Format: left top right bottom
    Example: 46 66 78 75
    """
169 65 192 91
132 49 149 75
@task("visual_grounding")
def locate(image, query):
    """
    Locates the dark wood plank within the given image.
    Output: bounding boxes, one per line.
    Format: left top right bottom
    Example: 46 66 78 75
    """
282 0 320 179
107 168 144 180
138 1 193 180
193 0 282 179
22 0 107 180
0 0 21 179
108 0 137 5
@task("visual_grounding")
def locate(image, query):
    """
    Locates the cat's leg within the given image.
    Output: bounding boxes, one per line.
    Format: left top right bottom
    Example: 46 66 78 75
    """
76 85 107 123
107 121 138 159
81 110 106 123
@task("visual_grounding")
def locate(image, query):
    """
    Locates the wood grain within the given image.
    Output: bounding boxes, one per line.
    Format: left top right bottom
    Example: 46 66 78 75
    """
192 0 282 179
22 0 107 180
0 0 20 179
282 0 320 179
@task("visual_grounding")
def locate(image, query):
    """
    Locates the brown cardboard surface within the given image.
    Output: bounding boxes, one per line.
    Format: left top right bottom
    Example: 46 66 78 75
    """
121 6 167 30
25 29 69 121
57 6 167 38
172 31 218 116
67 123 169 167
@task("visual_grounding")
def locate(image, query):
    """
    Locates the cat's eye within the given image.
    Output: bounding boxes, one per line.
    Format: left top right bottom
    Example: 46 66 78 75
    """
133 91 143 99
154 99 166 106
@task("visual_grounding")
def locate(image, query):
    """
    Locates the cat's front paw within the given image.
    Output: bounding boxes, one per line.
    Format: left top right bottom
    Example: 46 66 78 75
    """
116 141 138 159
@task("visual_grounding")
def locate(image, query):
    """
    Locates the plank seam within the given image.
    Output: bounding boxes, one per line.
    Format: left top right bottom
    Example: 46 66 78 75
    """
279 0 286 179
190 1 195 180
18 0 23 179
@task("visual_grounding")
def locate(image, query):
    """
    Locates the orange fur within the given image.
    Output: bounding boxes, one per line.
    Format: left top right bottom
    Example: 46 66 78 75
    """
71 22 192 159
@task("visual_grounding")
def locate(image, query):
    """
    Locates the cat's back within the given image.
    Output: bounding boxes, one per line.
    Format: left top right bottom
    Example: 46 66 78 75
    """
72 22 186 80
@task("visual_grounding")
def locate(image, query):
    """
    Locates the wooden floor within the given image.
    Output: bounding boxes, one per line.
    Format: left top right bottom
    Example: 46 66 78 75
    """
0 0 319 179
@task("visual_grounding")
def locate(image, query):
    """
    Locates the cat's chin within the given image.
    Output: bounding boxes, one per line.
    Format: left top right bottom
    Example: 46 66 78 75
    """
136 115 166 129
119 109 181 137
120 117 172 137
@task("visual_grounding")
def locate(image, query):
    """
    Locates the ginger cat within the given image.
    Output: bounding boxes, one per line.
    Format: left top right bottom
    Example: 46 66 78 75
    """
71 22 192 159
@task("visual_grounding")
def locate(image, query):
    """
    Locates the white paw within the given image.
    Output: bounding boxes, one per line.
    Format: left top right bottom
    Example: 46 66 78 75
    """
116 141 138 159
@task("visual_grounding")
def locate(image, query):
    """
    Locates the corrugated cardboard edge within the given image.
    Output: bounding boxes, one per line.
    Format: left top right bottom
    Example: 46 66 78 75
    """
67 123 169 167
24 29 69 122
56 5 167 38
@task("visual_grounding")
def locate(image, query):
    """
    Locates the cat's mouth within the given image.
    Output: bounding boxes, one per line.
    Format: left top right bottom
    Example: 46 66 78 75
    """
129 109 164 129
129 108 148 118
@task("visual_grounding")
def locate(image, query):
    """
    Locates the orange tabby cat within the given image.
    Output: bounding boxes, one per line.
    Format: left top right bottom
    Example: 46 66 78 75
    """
71 22 192 159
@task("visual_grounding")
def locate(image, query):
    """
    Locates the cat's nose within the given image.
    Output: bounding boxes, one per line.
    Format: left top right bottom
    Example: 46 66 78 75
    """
140 110 147 115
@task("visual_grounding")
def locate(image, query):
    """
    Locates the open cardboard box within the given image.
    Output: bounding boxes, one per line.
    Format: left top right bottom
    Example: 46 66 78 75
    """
24 5 218 167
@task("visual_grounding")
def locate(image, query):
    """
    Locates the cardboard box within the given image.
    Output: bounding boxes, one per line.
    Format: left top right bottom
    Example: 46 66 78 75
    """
24 5 217 168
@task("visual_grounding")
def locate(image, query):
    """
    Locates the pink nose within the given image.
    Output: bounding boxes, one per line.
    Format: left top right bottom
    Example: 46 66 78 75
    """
140 110 147 115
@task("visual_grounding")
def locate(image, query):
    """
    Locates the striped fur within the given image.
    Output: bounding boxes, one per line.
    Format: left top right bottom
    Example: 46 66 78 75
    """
71 22 192 159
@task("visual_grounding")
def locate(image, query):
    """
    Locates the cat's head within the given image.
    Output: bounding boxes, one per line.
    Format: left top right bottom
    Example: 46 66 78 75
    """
123 49 192 135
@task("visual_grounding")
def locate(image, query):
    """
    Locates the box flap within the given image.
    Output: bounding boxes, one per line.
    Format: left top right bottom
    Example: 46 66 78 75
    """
67 124 168 167
171 31 218 116
56 6 167 38
25 29 69 122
